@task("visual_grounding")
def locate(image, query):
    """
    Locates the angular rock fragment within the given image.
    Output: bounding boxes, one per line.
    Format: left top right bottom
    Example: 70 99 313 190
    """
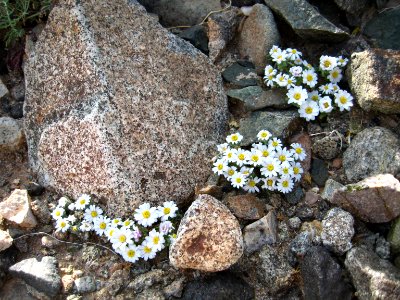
169 195 243 272
222 62 258 87
321 179 344 201
226 194 265 220
343 127 400 182
348 49 400 113
345 247 400 300
330 174 400 223
334 0 369 14
0 230 13 252
237 4 280 73
0 189 37 228
24 0 227 215
0 79 8 99
243 211 277 253
0 117 24 153
263 0 349 42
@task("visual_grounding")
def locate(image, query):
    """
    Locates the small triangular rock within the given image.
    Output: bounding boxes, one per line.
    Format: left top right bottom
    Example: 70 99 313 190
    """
0 189 37 228
169 194 243 272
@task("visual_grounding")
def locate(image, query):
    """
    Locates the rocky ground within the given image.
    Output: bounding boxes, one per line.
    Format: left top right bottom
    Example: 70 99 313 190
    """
0 0 400 299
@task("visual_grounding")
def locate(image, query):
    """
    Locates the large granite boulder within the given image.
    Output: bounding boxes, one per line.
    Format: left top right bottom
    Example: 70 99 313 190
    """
23 0 227 216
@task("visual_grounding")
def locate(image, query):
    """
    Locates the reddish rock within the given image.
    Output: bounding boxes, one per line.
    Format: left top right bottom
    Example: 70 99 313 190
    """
304 191 320 206
330 174 400 223
290 132 312 172
226 194 266 220
0 189 37 228
332 158 343 169
169 194 243 272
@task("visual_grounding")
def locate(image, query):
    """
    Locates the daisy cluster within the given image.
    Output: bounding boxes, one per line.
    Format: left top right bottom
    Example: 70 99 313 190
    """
51 195 178 263
212 130 306 194
264 46 354 121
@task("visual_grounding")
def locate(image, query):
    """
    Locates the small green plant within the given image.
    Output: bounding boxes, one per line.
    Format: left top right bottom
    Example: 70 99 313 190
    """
0 0 51 46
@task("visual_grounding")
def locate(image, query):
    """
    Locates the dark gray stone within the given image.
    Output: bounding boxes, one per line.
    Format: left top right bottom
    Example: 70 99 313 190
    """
239 110 303 145
222 63 258 87
289 231 313 261
321 179 344 201
181 272 254 300
263 0 349 42
178 25 209 55
301 246 353 300
364 7 400 50
334 0 369 14
284 186 304 205
227 86 288 111
0 79 8 99
343 127 400 182
311 158 329 187
389 216 400 254
0 247 16 288
296 205 314 221
25 182 45 197
9 256 61 297
375 236 391 260
345 247 400 300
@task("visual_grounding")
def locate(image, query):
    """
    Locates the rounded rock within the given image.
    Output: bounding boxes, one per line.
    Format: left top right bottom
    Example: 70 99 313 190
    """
169 194 243 272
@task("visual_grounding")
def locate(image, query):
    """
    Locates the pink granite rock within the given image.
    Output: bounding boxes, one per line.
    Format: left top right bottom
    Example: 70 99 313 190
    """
23 0 227 216
0 189 37 228
169 194 243 272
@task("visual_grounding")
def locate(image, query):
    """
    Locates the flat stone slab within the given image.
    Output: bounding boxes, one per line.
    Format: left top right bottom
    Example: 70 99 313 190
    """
23 0 227 215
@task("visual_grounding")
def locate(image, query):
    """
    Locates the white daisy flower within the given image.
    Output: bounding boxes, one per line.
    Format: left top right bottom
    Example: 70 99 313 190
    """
122 219 134 229
134 203 159 227
260 157 281 178
277 177 294 193
111 218 122 227
248 149 263 166
159 221 174 235
226 132 243 144
269 45 281 56
331 84 340 93
299 101 320 121
262 177 277 191
140 242 157 261
328 67 343 83
159 201 178 221
290 143 307 161
286 76 296 89
289 66 303 77
294 58 303 65
93 216 111 236
257 130 272 142
225 166 237 179
217 143 229 154
67 215 76 223
275 73 289 87
264 65 276 75
254 144 275 159
334 90 353 111
106 227 117 241
111 227 134 250
212 159 228 175
276 147 294 163
280 162 294 177
231 172 247 189
58 197 69 207
55 218 70 232
75 194 91 210
79 220 93 232
84 205 103 222
287 86 308 106
120 244 141 263
169 233 177 244
319 96 334 113
308 90 321 102
269 137 282 149
319 83 334 95
51 207 65 220
145 229 165 252
234 149 249 166
271 50 287 64
286 48 302 60
320 55 337 71
223 148 237 163
264 73 276 87
291 162 304 182
337 56 348 67
239 166 254 176
243 177 260 193
303 60 314 70
302 69 318 88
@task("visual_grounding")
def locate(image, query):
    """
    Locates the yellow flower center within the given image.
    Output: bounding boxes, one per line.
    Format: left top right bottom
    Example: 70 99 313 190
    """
109 229 115 236
153 236 160 244
72 226 78 232
80 199 86 205
267 164 274 171
91 211 98 218
60 222 66 228
127 250 135 258
262 150 269 157
228 169 235 176
324 102 330 108
282 181 289 188
235 178 242 183
113 219 120 224
100 222 106 229
218 164 223 170
305 107 313 114
279 155 286 162
261 132 268 138
323 60 331 68
249 181 256 187
238 153 245 160
296 148 302 154
227 152 232 158
142 210 151 219
231 135 238 141
294 93 301 100
332 71 339 78
292 49 297 54
55 211 61 216
283 168 289 174
272 141 278 147
119 235 126 243
306 74 313 81
124 220 131 226
340 96 347 104
311 95 319 101
294 167 299 174
252 155 259 162
144 246 152 254
267 179 273 186
163 207 171 215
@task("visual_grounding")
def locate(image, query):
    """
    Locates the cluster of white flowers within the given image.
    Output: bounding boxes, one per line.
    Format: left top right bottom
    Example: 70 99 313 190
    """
51 195 178 263
213 130 306 193
264 46 353 121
